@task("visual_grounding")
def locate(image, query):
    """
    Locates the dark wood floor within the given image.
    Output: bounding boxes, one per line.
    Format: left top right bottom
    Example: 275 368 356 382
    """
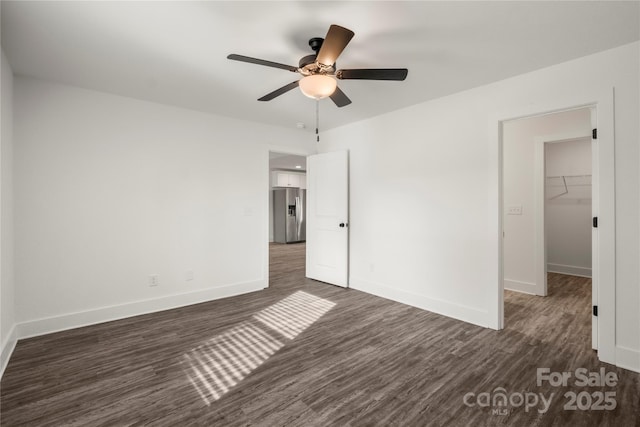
1 243 638 426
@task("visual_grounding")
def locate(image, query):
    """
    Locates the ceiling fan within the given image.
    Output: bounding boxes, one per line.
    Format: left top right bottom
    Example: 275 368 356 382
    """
227 25 408 107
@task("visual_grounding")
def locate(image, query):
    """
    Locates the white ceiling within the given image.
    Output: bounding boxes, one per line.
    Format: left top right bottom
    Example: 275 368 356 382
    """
2 1 638 132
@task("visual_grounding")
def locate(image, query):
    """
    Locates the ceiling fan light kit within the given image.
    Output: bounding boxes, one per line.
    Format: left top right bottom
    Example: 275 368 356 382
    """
227 24 408 108
299 75 337 100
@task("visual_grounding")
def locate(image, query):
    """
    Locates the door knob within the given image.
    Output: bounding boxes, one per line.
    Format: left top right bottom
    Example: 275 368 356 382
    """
339 223 347 228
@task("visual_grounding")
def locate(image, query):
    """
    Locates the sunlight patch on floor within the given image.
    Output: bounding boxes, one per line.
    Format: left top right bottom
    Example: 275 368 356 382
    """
253 290 336 339
183 291 336 405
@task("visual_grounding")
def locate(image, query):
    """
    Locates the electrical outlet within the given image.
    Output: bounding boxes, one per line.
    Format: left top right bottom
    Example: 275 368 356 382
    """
186 270 194 281
507 205 523 215
148 274 159 287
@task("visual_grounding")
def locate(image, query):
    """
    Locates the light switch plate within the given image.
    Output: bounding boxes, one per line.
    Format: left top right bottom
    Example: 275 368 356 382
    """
507 205 523 215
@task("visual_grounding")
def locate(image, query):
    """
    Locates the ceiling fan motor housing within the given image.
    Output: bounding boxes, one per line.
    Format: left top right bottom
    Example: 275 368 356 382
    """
298 54 317 69
299 37 335 75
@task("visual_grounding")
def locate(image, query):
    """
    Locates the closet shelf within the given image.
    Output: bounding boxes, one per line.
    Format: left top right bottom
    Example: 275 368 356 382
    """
546 174 592 200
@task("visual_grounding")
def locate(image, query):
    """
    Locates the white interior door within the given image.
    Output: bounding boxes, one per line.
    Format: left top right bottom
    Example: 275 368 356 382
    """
306 151 349 287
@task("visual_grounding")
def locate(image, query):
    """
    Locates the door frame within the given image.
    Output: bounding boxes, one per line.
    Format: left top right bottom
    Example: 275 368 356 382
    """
264 145 314 289
490 88 615 365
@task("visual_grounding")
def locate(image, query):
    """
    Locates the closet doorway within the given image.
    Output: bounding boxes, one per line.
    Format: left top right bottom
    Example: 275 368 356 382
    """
543 137 593 288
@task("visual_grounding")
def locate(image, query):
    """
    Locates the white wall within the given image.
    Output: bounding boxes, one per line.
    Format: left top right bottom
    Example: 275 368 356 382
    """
546 139 592 277
319 42 639 371
1 49 16 375
502 109 591 294
13 76 315 337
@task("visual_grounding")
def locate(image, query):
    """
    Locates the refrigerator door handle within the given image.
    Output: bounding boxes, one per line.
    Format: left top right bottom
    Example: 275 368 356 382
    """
295 196 300 225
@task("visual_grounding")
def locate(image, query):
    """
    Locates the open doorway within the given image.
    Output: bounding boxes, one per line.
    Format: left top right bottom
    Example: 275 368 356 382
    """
268 152 308 289
545 138 593 279
501 107 595 347
494 89 615 364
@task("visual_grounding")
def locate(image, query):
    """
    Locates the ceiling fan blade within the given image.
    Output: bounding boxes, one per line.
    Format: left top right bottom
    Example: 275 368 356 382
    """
316 25 355 66
227 54 298 72
258 81 300 101
329 86 352 108
337 68 408 81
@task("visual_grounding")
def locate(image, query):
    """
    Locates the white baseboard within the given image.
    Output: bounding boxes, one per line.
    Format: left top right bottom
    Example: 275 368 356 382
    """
350 276 489 328
17 279 265 340
547 263 592 278
616 345 640 373
0 324 18 379
504 279 539 295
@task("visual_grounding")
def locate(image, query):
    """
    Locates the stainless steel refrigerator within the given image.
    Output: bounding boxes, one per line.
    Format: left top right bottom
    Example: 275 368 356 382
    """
273 188 306 243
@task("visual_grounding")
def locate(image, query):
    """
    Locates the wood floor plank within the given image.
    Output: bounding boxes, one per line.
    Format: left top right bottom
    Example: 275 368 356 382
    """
1 243 638 426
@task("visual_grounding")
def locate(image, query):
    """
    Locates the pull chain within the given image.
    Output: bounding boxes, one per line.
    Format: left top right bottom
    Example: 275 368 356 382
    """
315 100 320 142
